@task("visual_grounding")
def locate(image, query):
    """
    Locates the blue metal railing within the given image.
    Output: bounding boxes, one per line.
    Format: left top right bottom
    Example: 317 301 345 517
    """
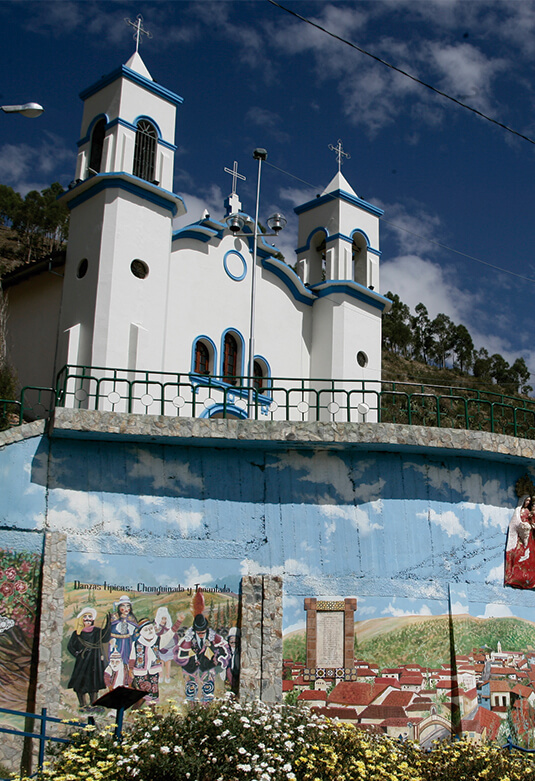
0 705 94 779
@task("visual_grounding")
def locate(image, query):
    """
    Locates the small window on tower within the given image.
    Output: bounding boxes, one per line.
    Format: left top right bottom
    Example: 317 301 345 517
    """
133 119 158 182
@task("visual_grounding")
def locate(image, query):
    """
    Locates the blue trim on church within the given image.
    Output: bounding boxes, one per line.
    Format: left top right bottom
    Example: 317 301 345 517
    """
172 221 225 244
309 281 390 311
294 189 384 218
80 65 184 107
260 257 315 306
77 117 177 152
63 174 185 217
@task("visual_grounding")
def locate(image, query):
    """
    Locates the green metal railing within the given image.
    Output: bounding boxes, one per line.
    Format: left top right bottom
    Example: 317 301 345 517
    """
2 365 535 439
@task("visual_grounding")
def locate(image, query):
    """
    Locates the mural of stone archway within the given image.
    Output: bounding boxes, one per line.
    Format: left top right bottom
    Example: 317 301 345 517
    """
416 713 452 749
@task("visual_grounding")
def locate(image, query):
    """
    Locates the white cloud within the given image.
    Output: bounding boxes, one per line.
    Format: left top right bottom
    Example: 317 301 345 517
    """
461 502 511 532
382 602 433 618
381 254 473 324
283 619 306 635
486 563 504 583
429 42 507 113
138 497 203 535
182 564 213 588
321 504 383 536
283 595 301 609
358 605 377 616
0 134 74 194
479 602 513 619
324 519 336 540
128 450 203 492
240 557 313 577
450 600 469 614
417 507 469 538
173 184 225 228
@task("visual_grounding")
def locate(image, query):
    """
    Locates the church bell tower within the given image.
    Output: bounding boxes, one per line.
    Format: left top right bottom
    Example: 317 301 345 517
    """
56 48 186 377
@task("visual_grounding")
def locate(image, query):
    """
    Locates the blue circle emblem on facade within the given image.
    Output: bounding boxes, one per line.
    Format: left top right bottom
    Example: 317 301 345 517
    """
223 250 247 281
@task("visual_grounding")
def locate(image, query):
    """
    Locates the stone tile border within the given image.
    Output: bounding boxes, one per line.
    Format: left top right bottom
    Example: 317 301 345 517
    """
50 408 535 461
0 419 45 447
240 575 282 703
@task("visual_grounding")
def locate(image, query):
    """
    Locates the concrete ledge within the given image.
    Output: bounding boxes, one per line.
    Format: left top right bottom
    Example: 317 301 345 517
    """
49 408 535 462
0 419 46 447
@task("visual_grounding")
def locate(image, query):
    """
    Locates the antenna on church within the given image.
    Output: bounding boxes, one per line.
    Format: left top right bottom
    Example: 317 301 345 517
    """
224 160 246 215
328 139 350 173
125 14 152 53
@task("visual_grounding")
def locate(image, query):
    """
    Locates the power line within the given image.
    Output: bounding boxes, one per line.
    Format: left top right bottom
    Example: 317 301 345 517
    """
264 159 535 284
266 0 535 148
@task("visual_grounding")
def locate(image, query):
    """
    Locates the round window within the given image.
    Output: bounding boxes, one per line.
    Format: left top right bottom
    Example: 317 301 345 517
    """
131 259 149 279
356 351 368 368
77 258 88 279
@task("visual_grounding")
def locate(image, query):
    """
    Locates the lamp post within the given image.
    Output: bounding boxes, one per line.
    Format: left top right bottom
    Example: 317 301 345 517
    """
226 148 286 414
1 103 44 118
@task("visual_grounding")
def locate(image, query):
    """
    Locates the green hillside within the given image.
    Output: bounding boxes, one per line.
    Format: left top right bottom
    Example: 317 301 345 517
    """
357 615 535 669
283 614 535 670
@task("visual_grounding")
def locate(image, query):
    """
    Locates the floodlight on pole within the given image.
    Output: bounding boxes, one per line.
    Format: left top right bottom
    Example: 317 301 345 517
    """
225 148 286 416
1 102 44 118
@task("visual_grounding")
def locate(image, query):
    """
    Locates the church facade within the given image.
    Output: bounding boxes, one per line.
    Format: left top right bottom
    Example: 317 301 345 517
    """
6 51 390 424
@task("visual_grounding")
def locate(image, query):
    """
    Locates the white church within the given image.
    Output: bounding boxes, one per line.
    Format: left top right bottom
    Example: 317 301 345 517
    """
5 49 391 422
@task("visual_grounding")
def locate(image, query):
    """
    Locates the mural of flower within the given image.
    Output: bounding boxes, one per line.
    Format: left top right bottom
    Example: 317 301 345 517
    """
1 582 14 597
0 547 41 711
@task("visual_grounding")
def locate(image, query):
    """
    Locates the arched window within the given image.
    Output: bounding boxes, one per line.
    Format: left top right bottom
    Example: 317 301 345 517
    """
223 333 238 384
308 231 327 285
194 341 210 375
352 233 368 286
133 119 157 182
253 360 264 391
88 118 106 175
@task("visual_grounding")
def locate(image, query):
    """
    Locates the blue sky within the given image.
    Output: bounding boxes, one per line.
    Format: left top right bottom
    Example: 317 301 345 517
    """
2 1 535 378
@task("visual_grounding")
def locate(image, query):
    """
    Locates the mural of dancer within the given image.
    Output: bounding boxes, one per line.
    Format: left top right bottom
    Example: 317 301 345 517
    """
174 589 231 702
104 649 130 690
129 618 162 703
109 594 138 662
155 606 184 683
67 607 111 708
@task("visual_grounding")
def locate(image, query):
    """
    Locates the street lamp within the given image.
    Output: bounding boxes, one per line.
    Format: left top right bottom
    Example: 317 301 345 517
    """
1 102 44 118
225 148 287 413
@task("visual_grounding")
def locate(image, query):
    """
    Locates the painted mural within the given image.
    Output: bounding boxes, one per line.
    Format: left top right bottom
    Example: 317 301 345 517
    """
283 591 535 747
0 540 42 728
60 559 240 715
4 430 535 745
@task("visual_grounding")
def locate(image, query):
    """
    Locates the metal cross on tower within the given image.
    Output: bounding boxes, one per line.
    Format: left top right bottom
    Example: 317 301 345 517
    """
125 14 152 53
224 161 246 195
328 139 350 173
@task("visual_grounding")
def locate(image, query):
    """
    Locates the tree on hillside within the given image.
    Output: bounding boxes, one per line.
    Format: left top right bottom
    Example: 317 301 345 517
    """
473 347 492 382
429 313 456 369
510 357 532 395
411 303 433 363
382 292 412 355
452 324 474 373
0 182 69 268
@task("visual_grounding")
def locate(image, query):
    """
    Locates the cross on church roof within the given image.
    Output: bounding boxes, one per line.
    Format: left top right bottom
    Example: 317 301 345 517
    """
328 139 350 173
224 161 246 195
125 14 152 53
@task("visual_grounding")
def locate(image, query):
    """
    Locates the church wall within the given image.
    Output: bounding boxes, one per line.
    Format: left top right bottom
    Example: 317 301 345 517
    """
167 238 311 380
5 271 64 392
